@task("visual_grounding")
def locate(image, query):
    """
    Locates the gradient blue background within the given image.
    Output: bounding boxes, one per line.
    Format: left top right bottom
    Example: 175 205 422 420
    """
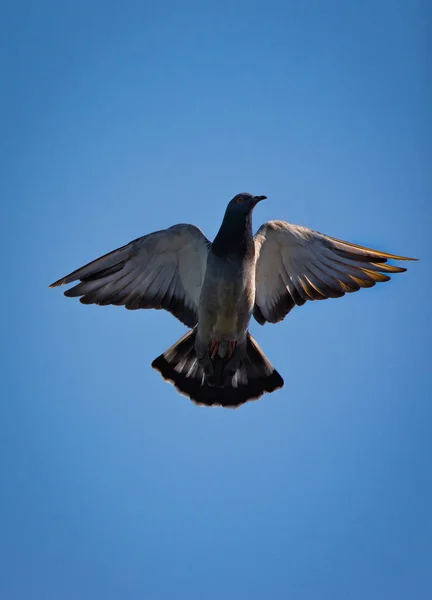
2 1 431 599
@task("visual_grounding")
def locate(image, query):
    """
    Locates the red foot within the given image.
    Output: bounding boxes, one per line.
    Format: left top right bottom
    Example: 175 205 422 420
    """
209 341 220 361
227 340 237 360
209 340 237 361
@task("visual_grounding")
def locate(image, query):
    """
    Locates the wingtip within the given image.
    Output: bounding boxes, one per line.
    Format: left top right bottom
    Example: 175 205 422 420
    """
49 278 65 288
381 253 418 262
327 235 419 263
390 255 418 262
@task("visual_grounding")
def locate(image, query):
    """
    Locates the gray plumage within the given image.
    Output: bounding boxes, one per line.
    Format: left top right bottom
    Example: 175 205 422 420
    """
50 192 416 407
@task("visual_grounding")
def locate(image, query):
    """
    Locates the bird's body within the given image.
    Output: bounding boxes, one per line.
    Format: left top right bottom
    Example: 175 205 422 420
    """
198 250 254 349
50 192 416 407
196 204 257 375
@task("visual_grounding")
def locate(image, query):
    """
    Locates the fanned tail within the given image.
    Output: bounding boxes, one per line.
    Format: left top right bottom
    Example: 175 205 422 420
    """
152 330 283 408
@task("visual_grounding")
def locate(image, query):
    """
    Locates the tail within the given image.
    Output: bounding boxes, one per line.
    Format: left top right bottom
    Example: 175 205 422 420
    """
151 329 284 408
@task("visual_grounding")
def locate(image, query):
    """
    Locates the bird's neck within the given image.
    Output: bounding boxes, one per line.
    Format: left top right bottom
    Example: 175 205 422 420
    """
212 212 254 257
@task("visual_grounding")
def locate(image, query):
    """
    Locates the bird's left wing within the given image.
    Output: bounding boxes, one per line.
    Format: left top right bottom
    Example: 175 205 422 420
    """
253 220 416 325
50 224 210 328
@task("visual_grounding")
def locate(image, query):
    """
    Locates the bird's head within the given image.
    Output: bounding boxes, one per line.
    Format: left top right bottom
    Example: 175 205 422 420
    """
213 192 267 253
226 193 267 216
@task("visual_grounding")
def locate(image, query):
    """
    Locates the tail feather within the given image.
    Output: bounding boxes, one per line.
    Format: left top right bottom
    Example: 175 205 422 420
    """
152 330 283 408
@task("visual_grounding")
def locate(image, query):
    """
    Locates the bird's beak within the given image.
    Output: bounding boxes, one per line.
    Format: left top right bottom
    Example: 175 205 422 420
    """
252 195 267 205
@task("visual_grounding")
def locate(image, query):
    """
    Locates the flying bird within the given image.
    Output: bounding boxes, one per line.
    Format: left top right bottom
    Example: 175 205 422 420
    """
50 193 416 407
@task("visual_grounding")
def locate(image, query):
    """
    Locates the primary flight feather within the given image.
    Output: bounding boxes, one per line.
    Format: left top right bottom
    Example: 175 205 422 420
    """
50 193 416 407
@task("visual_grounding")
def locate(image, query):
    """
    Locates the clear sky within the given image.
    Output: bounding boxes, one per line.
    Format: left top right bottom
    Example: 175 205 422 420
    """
2 1 431 599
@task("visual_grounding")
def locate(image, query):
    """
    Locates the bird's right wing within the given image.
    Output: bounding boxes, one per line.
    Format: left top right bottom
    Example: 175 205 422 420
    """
253 220 416 325
50 224 211 328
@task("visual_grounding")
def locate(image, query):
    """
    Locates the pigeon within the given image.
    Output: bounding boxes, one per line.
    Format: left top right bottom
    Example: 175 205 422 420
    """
50 193 416 408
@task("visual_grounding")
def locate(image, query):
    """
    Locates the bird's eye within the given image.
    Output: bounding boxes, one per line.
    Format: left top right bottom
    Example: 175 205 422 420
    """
236 197 244 204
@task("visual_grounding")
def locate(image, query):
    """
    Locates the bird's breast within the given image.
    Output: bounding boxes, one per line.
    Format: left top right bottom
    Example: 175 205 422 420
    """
198 253 255 340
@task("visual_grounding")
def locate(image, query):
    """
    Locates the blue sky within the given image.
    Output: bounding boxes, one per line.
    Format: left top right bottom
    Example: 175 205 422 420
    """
2 1 431 598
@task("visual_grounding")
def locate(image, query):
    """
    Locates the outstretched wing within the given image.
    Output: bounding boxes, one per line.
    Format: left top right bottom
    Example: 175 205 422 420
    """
253 220 416 325
50 224 210 328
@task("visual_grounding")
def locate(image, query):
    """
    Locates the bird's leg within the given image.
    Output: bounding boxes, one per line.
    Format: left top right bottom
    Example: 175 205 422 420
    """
209 340 220 361
227 340 237 360
206 340 222 386
224 337 246 377
221 341 238 386
196 333 214 377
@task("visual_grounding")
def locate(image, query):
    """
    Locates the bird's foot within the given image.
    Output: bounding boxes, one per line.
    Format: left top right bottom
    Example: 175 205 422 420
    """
209 340 220 361
227 340 237 360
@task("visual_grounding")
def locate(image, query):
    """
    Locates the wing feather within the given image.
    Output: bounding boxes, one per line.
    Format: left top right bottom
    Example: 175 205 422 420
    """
50 224 210 327
253 220 416 325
